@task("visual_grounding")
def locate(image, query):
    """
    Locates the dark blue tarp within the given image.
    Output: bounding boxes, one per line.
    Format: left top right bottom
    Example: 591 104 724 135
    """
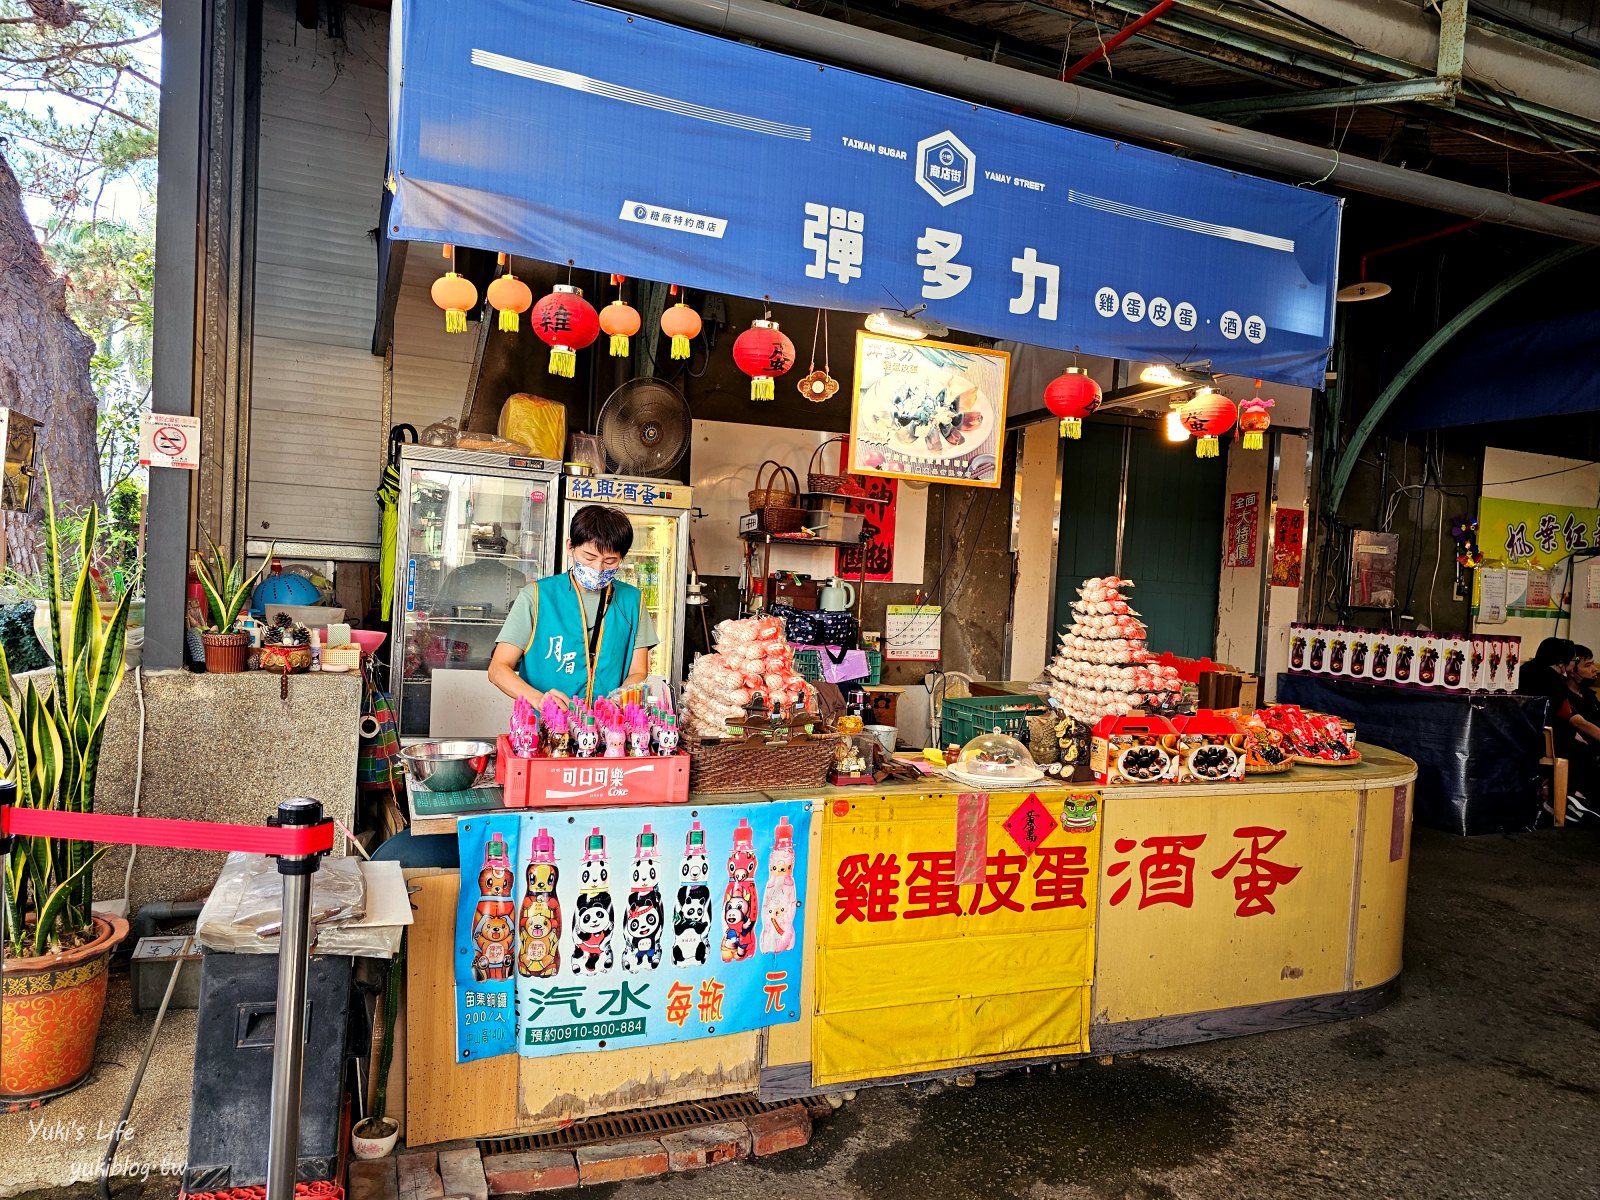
1385 308 1600 433
387 0 1341 387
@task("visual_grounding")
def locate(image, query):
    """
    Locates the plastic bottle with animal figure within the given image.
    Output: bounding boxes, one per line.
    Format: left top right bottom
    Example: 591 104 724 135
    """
517 827 561 979
625 702 651 757
656 713 680 756
721 818 760 963
759 817 798 955
673 822 713 966
574 714 600 758
471 833 516 982
622 824 665 973
509 696 540 758
570 828 614 975
543 697 571 757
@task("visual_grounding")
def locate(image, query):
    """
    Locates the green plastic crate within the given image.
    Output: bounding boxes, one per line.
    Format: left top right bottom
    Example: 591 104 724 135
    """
938 694 1049 748
792 647 881 686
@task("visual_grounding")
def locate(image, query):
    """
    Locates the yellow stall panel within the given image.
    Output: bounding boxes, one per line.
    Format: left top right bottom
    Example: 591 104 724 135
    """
1354 783 1412 989
814 789 1101 1087
1093 787 1361 1024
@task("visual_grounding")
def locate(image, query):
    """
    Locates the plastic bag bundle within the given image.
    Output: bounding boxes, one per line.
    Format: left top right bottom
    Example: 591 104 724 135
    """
497 393 567 459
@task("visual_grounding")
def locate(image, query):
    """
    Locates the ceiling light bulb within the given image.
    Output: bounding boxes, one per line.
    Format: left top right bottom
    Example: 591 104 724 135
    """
1141 364 1185 386
1166 409 1190 443
864 309 948 341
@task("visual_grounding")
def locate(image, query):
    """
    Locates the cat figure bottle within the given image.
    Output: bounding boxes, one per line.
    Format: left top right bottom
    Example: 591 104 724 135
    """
759 817 798 955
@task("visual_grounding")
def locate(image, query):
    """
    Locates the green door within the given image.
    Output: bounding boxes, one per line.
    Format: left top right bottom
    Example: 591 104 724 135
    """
1053 424 1226 660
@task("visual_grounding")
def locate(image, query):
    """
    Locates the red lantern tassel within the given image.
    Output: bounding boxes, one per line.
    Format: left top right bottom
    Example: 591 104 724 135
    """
1060 417 1082 440
498 309 519 333
1196 435 1220 459
609 333 630 357
1243 430 1263 450
550 346 577 378
671 335 690 360
751 376 774 401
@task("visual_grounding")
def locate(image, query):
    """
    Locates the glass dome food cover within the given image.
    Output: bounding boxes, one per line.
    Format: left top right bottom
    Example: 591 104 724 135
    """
954 729 1039 780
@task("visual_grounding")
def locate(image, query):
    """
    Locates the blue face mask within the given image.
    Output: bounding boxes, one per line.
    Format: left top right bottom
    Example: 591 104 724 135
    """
572 561 619 591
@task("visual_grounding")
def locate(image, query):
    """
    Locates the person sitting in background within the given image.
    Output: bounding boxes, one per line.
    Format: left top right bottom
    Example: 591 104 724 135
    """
1572 645 1600 724
1520 637 1600 821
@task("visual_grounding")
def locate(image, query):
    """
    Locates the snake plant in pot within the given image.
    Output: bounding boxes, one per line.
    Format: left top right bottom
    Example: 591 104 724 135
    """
0 475 133 1105
193 534 271 674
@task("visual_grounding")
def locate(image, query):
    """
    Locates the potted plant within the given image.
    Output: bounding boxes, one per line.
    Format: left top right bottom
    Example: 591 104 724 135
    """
352 937 404 1158
0 476 134 1105
193 534 271 674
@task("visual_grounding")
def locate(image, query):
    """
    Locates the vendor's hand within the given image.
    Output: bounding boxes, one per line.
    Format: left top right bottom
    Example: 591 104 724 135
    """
542 689 571 709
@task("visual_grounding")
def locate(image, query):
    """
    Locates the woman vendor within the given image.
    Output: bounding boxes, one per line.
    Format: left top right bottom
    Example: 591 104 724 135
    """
488 505 657 707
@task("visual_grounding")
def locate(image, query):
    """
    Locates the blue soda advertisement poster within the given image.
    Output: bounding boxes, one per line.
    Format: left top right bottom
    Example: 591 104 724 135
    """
455 803 811 1061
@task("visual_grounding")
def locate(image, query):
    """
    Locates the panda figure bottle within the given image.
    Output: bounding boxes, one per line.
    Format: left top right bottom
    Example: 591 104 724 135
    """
674 821 712 966
623 824 665 973
570 828 615 975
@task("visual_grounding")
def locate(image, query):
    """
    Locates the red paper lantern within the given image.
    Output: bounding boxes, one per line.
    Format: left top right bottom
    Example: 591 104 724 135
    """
1178 389 1238 458
530 284 599 378
599 300 641 357
660 303 702 361
1042 367 1102 440
1238 396 1274 450
486 273 532 333
431 272 478 334
732 319 795 401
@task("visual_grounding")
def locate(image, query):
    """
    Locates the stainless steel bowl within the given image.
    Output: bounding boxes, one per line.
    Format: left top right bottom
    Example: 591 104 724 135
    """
399 739 494 792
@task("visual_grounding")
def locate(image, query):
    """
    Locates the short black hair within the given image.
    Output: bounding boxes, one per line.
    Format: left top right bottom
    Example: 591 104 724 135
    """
1576 645 1594 661
570 504 634 556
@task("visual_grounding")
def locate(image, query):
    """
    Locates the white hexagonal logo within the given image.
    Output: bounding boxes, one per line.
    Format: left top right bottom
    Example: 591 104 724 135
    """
915 130 976 207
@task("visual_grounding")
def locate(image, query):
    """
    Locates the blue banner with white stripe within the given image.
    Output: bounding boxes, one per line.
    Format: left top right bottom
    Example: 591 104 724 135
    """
389 0 1341 387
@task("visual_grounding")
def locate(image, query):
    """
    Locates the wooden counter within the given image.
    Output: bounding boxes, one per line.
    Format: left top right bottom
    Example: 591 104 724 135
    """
405 745 1416 1142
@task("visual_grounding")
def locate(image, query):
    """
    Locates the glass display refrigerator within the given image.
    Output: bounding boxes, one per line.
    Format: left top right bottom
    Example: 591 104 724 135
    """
560 474 693 684
390 445 563 739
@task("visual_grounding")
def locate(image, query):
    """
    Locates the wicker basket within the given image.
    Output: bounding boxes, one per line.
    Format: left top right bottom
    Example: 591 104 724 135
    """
747 460 804 534
687 736 835 794
807 436 857 495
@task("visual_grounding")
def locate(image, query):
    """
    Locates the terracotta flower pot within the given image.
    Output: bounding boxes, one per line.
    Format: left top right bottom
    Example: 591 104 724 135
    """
201 631 250 674
1 915 129 1108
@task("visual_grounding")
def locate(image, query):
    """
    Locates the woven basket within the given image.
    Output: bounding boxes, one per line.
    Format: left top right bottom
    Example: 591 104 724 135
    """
687 736 835 794
807 436 857 495
747 460 804 533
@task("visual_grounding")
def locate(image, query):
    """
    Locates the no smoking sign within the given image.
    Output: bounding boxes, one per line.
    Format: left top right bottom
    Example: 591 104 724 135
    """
139 414 201 471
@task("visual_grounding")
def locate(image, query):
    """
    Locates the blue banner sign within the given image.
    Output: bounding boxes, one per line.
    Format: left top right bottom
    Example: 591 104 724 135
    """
455 802 811 1061
390 0 1341 387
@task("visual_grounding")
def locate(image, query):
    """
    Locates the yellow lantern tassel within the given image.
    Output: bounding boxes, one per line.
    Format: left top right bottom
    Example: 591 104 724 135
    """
445 309 467 334
610 333 631 357
1060 417 1082 440
1243 431 1263 450
1197 436 1219 458
550 347 577 378
751 377 774 401
497 309 520 333
671 334 690 360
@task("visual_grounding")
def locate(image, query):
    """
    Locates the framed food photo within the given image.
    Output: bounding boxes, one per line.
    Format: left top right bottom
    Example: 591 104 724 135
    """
849 332 1010 487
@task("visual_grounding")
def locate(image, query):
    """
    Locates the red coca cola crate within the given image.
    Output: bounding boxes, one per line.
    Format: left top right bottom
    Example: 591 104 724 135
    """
494 735 690 808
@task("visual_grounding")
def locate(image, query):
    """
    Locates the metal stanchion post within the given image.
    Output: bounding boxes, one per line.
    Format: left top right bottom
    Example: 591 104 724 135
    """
266 797 330 1200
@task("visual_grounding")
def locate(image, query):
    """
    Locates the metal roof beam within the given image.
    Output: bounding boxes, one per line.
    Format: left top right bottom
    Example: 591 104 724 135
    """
1189 76 1460 117
614 0 1600 244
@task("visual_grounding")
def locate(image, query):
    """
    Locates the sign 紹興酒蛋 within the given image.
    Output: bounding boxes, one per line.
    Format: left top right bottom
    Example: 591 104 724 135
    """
138 414 201 471
388 0 1341 389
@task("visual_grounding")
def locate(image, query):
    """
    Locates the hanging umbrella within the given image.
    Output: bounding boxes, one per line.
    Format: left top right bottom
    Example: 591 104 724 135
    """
377 425 416 621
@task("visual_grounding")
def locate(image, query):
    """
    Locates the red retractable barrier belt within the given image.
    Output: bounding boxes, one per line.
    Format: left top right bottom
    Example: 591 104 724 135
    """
0 807 334 856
